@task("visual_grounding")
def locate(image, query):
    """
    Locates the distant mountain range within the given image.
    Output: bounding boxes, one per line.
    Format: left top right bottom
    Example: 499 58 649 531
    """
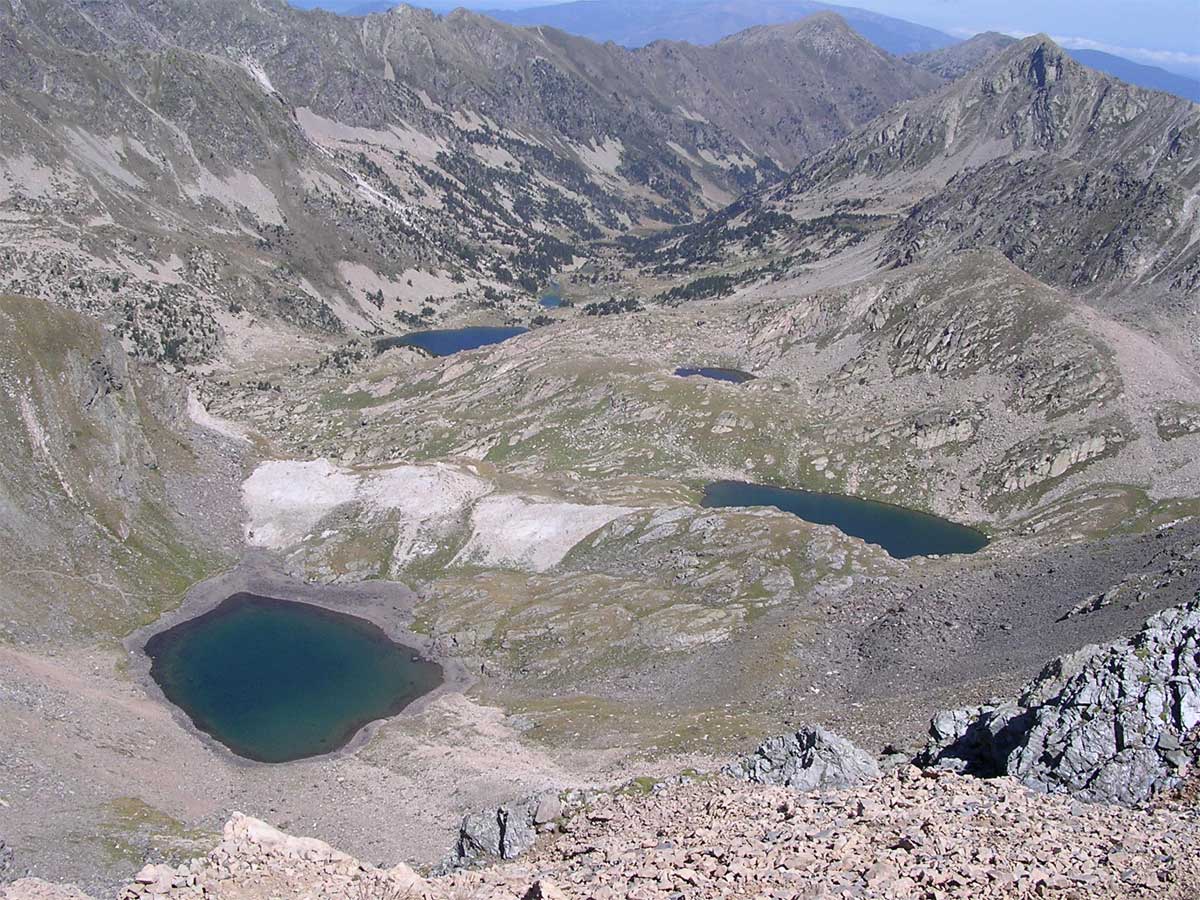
481 0 955 56
292 0 956 54
641 34 1199 326
1066 48 1200 104
295 0 1200 104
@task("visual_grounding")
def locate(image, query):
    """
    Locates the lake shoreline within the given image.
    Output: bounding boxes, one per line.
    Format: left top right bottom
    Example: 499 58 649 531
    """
123 550 473 768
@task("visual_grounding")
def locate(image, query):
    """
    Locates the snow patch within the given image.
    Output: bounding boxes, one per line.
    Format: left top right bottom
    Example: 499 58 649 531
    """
187 392 249 444
675 106 710 124
243 460 358 549
63 129 144 189
573 137 624 179
453 495 635 573
240 58 278 96
242 459 491 553
185 168 284 225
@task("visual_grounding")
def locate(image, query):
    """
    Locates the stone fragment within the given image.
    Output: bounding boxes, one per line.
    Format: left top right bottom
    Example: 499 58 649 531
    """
723 726 882 791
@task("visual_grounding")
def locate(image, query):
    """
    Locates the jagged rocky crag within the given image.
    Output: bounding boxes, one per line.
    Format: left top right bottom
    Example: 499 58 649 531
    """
920 595 1200 804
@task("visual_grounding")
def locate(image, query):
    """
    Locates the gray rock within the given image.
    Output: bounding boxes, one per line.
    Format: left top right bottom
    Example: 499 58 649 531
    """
454 799 539 865
532 794 562 825
723 725 881 791
918 594 1200 804
0 838 13 883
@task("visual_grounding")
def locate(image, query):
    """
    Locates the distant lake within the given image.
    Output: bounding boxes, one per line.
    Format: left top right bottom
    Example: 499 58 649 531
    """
702 481 988 559
675 366 756 384
375 326 527 356
145 594 442 763
539 287 564 308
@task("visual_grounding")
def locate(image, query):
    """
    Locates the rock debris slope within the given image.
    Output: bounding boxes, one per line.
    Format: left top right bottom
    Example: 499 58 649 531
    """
9 770 1197 900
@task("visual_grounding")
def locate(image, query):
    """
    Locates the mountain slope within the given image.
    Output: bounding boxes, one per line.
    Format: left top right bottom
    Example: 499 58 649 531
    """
636 35 1200 343
588 13 940 168
0 0 946 363
0 295 237 643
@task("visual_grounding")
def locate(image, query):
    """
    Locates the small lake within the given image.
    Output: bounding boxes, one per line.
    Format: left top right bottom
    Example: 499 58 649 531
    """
375 326 527 356
145 593 442 763
702 481 988 559
675 366 756 384
539 288 564 308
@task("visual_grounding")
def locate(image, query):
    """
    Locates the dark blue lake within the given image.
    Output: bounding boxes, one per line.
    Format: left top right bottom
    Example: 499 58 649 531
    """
702 481 988 559
375 326 527 356
539 291 564 308
145 593 442 763
675 367 756 384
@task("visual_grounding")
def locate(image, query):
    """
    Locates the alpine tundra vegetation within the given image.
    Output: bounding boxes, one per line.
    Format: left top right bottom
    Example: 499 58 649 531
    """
0 0 1198 898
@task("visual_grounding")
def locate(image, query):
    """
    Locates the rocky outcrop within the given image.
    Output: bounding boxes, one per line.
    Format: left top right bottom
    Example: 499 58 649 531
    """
1156 403 1200 440
723 725 881 791
117 813 430 900
452 793 563 865
0 839 13 883
998 428 1123 492
912 411 975 450
918 596 1200 803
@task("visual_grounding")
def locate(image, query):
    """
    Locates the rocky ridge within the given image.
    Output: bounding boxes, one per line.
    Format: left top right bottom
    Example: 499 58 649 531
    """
636 35 1200 348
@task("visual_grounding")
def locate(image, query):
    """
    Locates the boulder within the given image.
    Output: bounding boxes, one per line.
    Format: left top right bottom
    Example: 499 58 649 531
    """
918 595 1200 803
3 878 96 900
532 794 562 826
220 812 352 865
723 725 881 791
455 799 538 864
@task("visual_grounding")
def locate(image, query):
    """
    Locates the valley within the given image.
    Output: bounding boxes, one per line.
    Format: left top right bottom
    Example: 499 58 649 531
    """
0 1 1198 898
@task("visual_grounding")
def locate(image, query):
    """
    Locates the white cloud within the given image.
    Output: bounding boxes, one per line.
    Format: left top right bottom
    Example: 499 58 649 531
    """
1050 35 1200 69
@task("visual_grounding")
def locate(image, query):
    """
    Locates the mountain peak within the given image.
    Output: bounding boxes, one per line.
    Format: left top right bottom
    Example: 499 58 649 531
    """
906 30 1018 80
981 32 1080 89
720 11 873 56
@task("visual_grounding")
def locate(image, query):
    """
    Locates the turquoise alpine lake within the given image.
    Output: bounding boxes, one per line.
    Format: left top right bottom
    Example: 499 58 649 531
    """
701 481 988 559
375 325 527 356
145 593 443 763
674 366 756 383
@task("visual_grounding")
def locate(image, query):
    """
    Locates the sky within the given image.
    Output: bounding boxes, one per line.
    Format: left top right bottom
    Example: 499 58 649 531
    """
846 1 1200 76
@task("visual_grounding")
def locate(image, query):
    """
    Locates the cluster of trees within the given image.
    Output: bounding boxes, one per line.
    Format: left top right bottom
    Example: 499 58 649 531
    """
582 296 643 316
